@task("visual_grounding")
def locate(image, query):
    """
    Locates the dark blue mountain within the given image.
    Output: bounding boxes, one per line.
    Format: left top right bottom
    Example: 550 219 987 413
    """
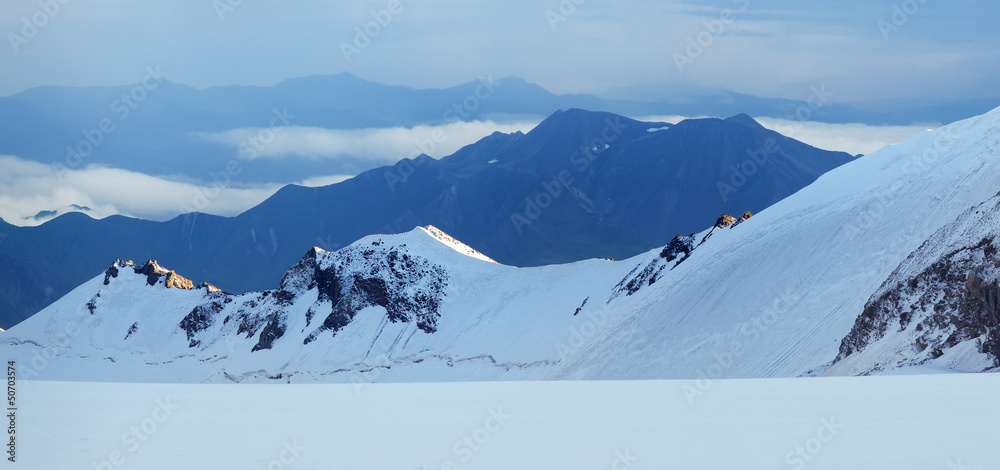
0 109 853 328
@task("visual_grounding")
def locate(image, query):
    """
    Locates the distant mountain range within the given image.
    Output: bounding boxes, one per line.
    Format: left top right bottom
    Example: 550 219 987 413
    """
0 109 853 328
2 72 996 186
3 106 998 383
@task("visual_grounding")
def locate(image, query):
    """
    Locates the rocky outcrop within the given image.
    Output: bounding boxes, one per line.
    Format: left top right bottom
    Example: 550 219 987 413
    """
715 214 737 228
197 282 223 293
104 259 134 285
610 212 753 301
100 233 452 355
103 259 194 290
165 271 194 289
136 260 193 289
833 192 1000 373
303 242 449 344
251 313 287 352
660 234 696 263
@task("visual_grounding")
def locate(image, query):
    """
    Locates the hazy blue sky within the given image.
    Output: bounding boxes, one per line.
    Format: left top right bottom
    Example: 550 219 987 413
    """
2 0 998 103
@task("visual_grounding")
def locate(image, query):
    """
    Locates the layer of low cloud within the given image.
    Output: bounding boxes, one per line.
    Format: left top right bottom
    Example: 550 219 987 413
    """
0 155 353 226
635 115 932 156
196 120 540 163
0 117 932 227
753 118 933 156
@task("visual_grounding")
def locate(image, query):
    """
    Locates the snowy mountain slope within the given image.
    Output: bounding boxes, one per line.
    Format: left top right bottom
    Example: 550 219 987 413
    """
4 107 999 383
826 191 1000 375
548 106 1000 380
0 225 648 382
2 216 756 383
0 109 854 329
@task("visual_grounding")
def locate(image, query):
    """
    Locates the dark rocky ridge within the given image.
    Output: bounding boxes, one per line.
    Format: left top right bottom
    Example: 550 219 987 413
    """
833 192 1000 372
610 212 753 301
104 259 194 289
170 238 450 353
302 241 449 344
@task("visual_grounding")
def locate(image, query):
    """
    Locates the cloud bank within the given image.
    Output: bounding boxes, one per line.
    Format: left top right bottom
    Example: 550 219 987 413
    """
197 120 540 163
0 155 352 226
635 115 931 156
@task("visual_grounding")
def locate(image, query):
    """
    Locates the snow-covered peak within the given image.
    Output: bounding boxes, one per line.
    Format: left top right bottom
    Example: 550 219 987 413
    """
103 259 197 290
322 226 497 265
420 225 497 263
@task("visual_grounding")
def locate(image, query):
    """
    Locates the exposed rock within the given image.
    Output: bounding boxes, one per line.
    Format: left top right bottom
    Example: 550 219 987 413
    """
611 234 695 301
303 243 449 344
738 211 753 222
833 194 1000 373
165 271 194 290
86 292 100 315
180 301 226 348
715 214 737 228
660 234 695 263
103 259 135 285
251 313 287 352
134 260 194 289
197 282 223 293
124 322 137 340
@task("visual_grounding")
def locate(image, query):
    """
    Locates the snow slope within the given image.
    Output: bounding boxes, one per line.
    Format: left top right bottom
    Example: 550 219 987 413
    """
827 191 1000 375
550 106 1000 380
16 374 1000 469
2 107 999 383
1 225 651 383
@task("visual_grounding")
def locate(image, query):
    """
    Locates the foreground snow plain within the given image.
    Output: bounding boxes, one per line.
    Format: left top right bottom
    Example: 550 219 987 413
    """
18 374 997 469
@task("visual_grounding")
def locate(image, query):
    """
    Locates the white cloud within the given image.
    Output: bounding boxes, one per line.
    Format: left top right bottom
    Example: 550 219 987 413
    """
196 120 539 162
753 118 932 155
634 115 931 156
0 155 356 227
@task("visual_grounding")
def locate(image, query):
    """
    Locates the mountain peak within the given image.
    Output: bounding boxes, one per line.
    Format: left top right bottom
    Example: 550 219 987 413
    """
724 113 764 128
419 225 497 263
102 259 196 290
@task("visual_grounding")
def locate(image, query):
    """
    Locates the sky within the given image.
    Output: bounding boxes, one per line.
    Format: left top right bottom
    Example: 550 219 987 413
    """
0 0 996 225
2 0 999 103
